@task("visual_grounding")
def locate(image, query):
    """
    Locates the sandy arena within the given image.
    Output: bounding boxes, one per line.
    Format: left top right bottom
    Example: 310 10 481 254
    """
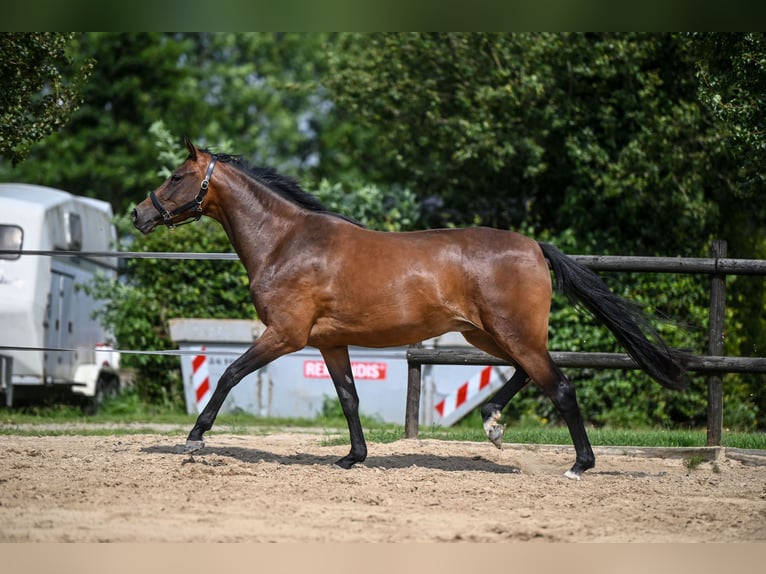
1 428 764 542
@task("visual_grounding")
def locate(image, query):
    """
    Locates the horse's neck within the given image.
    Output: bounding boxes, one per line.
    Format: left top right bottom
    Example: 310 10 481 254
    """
214 180 302 278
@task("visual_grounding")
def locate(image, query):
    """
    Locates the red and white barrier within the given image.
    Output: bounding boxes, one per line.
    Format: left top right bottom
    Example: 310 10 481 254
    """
434 365 512 426
191 346 211 413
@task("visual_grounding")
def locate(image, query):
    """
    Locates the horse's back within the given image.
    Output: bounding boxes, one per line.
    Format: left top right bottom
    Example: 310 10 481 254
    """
363 225 549 282
347 224 541 258
330 223 549 292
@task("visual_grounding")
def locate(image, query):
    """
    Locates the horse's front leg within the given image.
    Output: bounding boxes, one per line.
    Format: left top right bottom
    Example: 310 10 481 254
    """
185 329 295 452
320 346 367 469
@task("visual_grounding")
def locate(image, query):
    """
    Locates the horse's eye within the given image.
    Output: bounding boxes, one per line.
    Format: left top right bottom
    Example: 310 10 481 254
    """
171 174 182 184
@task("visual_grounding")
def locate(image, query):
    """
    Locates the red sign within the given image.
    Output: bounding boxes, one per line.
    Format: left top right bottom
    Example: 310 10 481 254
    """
303 360 387 380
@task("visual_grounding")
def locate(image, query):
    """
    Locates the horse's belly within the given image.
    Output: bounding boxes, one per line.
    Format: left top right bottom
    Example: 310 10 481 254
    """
306 314 469 349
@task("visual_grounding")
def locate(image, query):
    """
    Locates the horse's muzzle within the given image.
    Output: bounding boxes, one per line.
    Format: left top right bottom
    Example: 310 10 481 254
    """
131 205 158 235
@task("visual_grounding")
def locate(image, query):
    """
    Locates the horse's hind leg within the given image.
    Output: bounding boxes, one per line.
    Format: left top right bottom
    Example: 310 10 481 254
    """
461 330 530 448
466 327 594 478
523 352 595 479
320 346 367 469
552 371 595 479
481 368 530 448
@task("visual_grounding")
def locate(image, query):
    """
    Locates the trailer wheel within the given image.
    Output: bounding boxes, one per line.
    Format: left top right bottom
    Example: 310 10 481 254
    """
84 374 120 415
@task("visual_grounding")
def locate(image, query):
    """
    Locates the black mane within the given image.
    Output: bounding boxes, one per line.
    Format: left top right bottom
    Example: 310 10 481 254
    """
211 151 362 226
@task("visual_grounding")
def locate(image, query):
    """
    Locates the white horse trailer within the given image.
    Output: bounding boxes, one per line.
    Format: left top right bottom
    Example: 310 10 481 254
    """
0 183 121 409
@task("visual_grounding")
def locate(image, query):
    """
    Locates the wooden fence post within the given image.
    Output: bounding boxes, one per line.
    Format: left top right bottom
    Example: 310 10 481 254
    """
707 240 727 446
405 343 422 439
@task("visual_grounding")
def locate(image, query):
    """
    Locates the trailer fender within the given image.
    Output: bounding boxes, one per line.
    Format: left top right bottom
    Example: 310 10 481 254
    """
72 364 101 397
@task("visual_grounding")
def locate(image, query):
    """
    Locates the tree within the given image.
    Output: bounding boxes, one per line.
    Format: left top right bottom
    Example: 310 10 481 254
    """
328 33 551 229
169 33 369 189
0 33 351 215
691 32 766 422
327 33 763 429
0 33 92 164
327 33 744 257
692 33 766 199
0 33 199 211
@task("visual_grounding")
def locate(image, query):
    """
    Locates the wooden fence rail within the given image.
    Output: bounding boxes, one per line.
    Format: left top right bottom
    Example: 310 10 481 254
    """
406 348 766 373
404 240 766 446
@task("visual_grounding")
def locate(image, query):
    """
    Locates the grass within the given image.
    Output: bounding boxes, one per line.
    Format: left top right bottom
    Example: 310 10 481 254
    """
1 397 764 450
353 425 766 450
683 455 707 471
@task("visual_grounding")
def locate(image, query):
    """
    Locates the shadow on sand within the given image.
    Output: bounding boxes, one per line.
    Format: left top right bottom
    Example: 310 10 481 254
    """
141 442 521 474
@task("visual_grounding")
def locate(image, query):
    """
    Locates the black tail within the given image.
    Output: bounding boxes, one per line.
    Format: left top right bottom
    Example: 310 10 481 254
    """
538 242 688 390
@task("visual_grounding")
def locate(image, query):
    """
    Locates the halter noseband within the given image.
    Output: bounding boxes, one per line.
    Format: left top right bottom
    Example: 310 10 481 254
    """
149 155 218 229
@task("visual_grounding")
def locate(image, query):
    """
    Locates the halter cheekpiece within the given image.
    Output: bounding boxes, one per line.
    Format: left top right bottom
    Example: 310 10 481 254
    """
150 155 218 229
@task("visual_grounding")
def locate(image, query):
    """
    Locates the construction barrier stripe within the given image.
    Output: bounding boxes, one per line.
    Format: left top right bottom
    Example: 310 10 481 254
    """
192 354 206 371
435 365 495 418
195 377 210 404
479 365 491 389
191 346 211 412
455 384 468 407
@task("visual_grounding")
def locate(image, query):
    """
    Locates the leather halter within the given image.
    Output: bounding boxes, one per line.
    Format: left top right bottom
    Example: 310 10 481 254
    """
149 155 218 229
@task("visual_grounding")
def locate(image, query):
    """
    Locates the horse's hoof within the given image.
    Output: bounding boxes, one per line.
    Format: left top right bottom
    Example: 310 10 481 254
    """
184 439 205 453
564 469 582 481
483 411 505 449
334 448 367 469
333 457 357 470
487 425 505 448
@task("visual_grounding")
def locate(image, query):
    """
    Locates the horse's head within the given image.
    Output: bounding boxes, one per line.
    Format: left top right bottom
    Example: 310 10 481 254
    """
132 137 218 234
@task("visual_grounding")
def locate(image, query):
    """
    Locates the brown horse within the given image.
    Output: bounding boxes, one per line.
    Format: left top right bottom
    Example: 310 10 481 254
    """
132 138 687 479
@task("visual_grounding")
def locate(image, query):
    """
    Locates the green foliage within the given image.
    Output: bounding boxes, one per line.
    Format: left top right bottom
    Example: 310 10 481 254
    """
148 120 190 179
690 34 766 421
692 33 766 198
0 33 93 165
327 33 728 256
683 455 706 471
328 33 549 229
1 33 198 210
314 179 421 231
0 33 353 215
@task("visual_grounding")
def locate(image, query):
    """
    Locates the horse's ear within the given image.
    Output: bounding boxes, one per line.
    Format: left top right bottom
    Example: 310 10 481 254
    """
184 135 197 160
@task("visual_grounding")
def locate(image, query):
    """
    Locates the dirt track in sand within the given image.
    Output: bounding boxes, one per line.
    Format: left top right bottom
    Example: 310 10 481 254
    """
1 429 765 542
